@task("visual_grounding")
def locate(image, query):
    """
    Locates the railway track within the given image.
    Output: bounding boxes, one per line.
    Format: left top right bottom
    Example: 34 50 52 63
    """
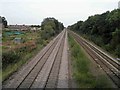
69 30 120 88
3 29 69 89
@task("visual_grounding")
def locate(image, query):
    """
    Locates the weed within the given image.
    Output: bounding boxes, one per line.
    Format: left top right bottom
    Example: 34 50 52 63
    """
68 34 112 88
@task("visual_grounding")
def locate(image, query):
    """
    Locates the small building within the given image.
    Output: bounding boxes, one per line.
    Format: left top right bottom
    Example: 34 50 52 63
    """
14 38 22 43
30 27 41 31
31 27 37 31
8 25 30 31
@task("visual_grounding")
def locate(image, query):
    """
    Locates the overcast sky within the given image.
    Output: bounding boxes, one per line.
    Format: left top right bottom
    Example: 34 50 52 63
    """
0 0 119 26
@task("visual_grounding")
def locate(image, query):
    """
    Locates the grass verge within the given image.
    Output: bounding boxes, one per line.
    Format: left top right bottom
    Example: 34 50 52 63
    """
68 34 112 88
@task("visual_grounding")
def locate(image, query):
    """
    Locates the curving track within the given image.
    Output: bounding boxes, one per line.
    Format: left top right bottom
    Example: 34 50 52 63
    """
69 30 120 88
3 29 69 89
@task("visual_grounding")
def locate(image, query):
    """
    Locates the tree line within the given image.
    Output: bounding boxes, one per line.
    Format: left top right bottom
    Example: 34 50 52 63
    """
41 17 64 40
68 9 120 58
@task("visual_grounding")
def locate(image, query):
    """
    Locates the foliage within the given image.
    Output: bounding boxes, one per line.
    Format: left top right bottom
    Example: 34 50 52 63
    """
2 41 37 69
41 17 64 36
0 16 8 28
41 25 55 40
68 9 120 57
2 18 64 81
30 25 41 28
2 51 20 68
68 34 111 88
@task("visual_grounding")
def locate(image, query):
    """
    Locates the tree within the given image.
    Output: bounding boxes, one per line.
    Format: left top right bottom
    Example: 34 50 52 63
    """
40 17 64 40
111 28 120 49
69 9 120 57
41 17 64 34
1 16 8 28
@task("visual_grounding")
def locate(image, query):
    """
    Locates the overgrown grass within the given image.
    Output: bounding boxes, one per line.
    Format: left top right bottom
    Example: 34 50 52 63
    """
68 34 112 88
2 44 44 81
2 29 54 81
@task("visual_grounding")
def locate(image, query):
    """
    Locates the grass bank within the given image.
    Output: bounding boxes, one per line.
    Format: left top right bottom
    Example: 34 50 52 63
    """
68 34 112 88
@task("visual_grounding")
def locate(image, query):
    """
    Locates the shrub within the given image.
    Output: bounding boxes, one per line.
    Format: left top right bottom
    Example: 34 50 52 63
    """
2 51 21 69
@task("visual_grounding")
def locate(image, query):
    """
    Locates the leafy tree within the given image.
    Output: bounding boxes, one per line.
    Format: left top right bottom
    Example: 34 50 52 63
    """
41 25 55 40
1 16 8 28
111 28 120 49
69 9 120 57
41 17 64 34
40 17 64 40
115 45 120 57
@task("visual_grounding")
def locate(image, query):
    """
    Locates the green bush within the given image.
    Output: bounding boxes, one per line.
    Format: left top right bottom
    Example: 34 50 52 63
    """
2 51 21 69
69 9 120 58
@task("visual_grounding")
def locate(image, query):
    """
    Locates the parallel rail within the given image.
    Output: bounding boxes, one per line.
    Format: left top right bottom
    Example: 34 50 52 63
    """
3 30 69 89
69 30 120 88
